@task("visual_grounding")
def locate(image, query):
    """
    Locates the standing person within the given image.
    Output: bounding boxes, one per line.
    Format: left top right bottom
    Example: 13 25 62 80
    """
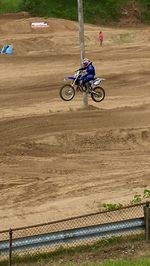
98 31 104 47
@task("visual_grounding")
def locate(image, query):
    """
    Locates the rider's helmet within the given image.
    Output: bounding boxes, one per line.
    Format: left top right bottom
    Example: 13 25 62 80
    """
83 58 91 68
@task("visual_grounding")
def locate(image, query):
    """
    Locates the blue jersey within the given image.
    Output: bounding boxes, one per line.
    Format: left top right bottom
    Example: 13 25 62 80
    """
79 63 95 86
86 63 95 76
80 63 95 76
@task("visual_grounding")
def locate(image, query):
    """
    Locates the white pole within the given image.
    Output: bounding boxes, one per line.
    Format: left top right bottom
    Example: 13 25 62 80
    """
77 0 88 108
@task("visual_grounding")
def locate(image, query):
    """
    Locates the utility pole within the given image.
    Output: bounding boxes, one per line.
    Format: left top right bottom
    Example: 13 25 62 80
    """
77 0 88 108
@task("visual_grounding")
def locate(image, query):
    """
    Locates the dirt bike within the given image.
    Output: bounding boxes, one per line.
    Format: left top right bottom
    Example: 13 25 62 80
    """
59 70 106 103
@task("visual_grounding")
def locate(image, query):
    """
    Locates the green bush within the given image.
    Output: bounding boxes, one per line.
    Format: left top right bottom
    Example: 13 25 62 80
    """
102 203 123 211
137 0 150 24
0 0 22 13
20 0 150 24
0 0 149 24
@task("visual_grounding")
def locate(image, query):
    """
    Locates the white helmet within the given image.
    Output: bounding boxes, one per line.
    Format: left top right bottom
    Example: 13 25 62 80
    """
83 58 91 68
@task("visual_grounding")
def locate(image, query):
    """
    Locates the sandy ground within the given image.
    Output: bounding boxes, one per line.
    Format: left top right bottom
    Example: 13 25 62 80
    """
0 14 149 230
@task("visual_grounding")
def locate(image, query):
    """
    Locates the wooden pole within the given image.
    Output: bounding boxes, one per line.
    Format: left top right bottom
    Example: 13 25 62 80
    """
144 202 150 242
77 0 88 108
9 229 12 266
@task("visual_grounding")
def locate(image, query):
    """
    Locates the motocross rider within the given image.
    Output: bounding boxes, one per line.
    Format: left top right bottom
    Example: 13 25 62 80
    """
79 58 96 91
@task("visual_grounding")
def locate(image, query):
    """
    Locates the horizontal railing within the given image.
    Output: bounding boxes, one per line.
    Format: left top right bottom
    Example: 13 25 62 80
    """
0 217 145 254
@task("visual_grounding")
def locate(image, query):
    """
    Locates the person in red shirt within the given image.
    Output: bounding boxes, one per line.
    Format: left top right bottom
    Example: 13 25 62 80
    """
98 31 104 47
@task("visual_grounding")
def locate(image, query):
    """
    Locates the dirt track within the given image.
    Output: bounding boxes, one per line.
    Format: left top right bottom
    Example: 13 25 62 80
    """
0 14 150 230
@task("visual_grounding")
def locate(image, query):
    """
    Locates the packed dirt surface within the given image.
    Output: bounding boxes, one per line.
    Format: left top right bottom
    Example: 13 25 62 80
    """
0 14 150 230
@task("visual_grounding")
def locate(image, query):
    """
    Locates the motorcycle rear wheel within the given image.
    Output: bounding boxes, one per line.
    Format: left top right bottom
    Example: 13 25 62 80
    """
59 84 75 101
91 86 105 102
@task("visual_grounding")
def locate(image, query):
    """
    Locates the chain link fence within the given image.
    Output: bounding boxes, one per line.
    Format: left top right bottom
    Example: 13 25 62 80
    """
0 202 149 265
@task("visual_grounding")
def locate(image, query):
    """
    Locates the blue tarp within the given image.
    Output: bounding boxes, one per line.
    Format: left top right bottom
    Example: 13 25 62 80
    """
0 44 13 54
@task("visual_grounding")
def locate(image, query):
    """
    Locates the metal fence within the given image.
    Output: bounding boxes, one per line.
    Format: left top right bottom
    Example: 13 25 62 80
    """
0 202 150 265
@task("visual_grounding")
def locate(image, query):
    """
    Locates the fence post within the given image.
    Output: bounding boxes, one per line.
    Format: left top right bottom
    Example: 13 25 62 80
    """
9 228 12 266
144 202 150 242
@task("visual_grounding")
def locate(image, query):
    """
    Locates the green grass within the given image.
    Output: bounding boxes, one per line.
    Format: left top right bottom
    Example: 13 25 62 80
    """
63 257 150 265
2 255 150 266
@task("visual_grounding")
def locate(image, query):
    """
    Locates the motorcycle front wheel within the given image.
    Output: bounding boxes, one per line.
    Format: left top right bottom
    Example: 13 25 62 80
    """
59 84 75 101
91 86 105 102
